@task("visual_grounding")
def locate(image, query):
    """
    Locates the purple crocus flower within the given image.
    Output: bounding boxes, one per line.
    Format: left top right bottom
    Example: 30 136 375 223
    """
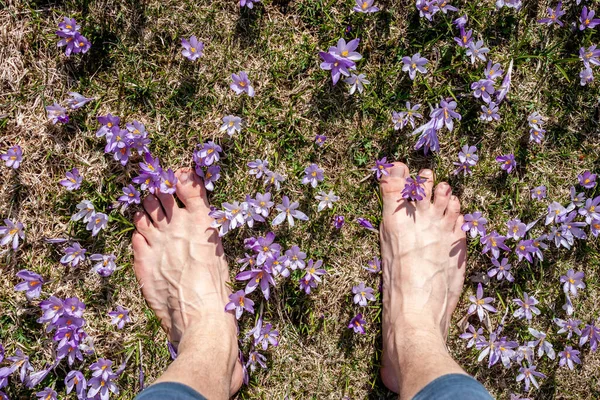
516 364 546 391
108 306 131 329
118 184 141 206
354 0 379 13
402 176 426 201
484 61 504 81
236 268 276 299
263 170 285 190
363 257 381 273
90 253 117 277
545 201 570 225
181 36 204 61
466 40 489 63
416 0 439 20
329 38 362 61
352 282 376 306
343 73 370 94
319 52 355 85
481 231 510 259
0 219 25 250
578 170 597 189
302 163 324 188
57 31 90 56
515 240 536 263
36 387 57 400
430 98 461 131
348 314 366 334
579 6 600 30
225 290 255 319
580 67 594 86
468 283 497 321
86 212 108 236
357 217 378 233
530 235 547 259
569 186 586 208
513 292 541 320
1 145 23 169
46 103 69 124
65 370 87 399
315 134 326 147
459 324 486 348
453 14 467 28
197 141 222 166
480 102 500 122
159 168 178 194
220 115 242 136
240 0 260 8
7 349 32 382
299 259 326 294
471 79 495 103
96 114 120 137
506 218 527 240
538 2 565 26
579 195 600 224
528 328 555 359
496 154 516 173
248 159 269 178
72 199 95 223
529 128 546 144
496 59 513 103
58 17 80 34
591 218 600 237
559 346 581 370
66 92 94 110
392 102 423 130
15 270 44 300
579 320 600 351
462 212 487 237
284 245 306 270
488 258 513 282
256 323 279 350
579 45 600 69
332 215 345 229
60 242 87 267
560 269 585 297
315 190 339 212
37 296 64 325
87 359 119 399
249 192 274 218
554 318 582 339
272 196 309 227
454 26 473 48
531 185 546 200
59 168 83 190
246 351 267 372
230 71 255 97
371 157 393 180
402 53 428 80
476 331 501 367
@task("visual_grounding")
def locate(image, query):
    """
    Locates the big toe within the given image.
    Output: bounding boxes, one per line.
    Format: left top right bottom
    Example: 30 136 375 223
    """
380 162 409 204
175 167 211 213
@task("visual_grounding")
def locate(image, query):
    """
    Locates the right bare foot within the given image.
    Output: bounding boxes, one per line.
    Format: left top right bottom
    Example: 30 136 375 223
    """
379 162 466 395
132 168 242 397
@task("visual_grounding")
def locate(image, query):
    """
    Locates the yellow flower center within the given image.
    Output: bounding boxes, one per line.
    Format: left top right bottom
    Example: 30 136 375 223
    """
9 228 18 235
191 47 196 52
342 50 349 57
362 1 368 9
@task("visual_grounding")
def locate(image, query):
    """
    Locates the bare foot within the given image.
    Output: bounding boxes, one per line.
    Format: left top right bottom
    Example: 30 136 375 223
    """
132 168 243 396
379 163 466 394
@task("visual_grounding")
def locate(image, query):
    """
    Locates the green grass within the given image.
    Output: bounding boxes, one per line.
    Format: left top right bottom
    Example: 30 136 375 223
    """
0 0 599 398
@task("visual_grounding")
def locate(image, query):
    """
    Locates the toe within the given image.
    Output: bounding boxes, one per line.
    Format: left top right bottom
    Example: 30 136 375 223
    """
432 182 451 216
416 169 434 211
380 162 409 196
133 211 157 240
156 190 178 221
143 194 168 228
443 195 461 229
175 167 211 213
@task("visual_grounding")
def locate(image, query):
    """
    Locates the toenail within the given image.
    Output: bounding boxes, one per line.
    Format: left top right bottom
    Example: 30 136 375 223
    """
420 169 433 177
390 167 406 178
180 171 190 183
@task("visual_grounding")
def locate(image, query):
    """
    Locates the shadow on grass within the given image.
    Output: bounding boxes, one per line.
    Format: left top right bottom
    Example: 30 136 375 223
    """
234 5 264 49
